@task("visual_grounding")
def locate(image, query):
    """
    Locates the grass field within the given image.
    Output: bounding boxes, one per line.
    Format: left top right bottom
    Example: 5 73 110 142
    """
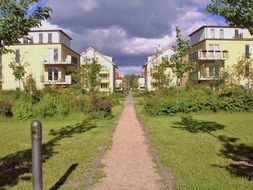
136 100 253 190
0 105 122 190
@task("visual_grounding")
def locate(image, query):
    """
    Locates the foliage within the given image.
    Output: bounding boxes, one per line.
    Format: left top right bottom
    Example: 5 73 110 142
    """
206 0 253 35
75 57 101 92
0 100 12 117
34 95 56 118
9 55 29 89
144 86 253 116
91 94 112 117
123 74 139 90
226 56 253 87
23 74 40 103
0 0 52 54
13 100 34 119
167 27 193 86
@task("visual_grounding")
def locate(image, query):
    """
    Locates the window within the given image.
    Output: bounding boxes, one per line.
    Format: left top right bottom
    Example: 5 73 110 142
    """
245 64 250 78
245 44 250 58
39 33 43 43
23 37 28 44
15 49 20 62
220 29 224 39
53 49 58 62
48 68 59 81
48 33 52 43
235 29 239 39
210 29 215 38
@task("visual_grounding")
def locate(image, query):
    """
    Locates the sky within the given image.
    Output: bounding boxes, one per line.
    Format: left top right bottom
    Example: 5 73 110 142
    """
37 0 226 74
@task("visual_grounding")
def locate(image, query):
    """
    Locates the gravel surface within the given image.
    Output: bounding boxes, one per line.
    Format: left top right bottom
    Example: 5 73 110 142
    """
93 93 163 190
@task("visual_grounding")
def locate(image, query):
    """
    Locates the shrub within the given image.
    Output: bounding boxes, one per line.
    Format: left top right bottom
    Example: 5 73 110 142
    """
0 101 12 117
56 95 71 116
144 86 253 116
13 101 34 119
91 95 112 117
35 95 56 117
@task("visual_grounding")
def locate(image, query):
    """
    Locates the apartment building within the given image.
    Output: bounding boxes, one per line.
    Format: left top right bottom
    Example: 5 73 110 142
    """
188 26 253 87
80 47 117 93
142 47 177 91
0 30 80 90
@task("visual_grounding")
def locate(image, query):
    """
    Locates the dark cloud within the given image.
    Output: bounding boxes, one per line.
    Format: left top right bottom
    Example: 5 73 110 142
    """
43 0 215 74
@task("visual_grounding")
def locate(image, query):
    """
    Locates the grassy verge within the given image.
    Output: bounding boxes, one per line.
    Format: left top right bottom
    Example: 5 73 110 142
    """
135 98 253 190
0 105 122 190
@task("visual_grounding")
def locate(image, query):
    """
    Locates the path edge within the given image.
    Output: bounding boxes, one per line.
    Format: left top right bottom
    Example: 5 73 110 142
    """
134 101 175 190
83 101 125 189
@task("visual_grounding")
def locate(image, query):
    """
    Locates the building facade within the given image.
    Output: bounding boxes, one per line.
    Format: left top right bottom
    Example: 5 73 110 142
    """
80 47 117 93
143 47 177 91
188 26 253 87
0 30 80 90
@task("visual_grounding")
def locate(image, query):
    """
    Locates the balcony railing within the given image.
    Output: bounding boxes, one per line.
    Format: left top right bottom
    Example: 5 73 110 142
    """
151 78 158 83
43 55 78 65
99 69 110 75
100 88 110 92
189 50 229 61
44 75 72 85
100 79 110 83
198 71 219 81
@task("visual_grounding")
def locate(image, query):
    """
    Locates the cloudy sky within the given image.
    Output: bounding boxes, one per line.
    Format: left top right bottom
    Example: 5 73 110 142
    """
39 0 225 74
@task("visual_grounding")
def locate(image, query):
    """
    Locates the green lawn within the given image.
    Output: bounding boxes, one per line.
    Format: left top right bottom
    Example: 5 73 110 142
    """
0 105 122 190
136 100 253 190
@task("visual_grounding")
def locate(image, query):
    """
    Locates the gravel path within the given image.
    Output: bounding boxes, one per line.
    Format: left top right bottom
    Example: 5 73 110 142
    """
93 93 163 190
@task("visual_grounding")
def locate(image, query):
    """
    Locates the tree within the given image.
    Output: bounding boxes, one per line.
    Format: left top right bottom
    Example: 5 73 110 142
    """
9 55 29 89
75 56 101 93
206 0 253 35
0 0 52 54
150 49 172 89
229 56 253 87
167 27 193 101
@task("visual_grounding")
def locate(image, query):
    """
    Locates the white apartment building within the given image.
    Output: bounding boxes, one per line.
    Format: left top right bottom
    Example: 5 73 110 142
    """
80 47 117 93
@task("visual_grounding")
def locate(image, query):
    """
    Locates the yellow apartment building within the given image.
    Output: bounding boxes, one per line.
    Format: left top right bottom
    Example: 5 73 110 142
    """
0 30 80 90
188 26 253 88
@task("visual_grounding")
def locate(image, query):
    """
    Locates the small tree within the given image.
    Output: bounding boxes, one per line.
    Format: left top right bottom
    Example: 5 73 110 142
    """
206 0 253 35
9 56 29 89
229 56 253 87
167 27 193 101
77 56 101 93
23 74 40 103
88 59 101 92
0 0 52 54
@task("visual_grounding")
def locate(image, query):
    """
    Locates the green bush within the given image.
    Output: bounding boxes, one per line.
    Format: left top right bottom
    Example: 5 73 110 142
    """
56 95 71 116
13 101 34 119
35 95 56 117
91 95 112 117
0 100 12 117
144 86 253 116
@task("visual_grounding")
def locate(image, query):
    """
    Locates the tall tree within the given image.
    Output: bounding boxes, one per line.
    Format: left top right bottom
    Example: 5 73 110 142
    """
0 0 52 54
206 0 253 35
167 27 193 101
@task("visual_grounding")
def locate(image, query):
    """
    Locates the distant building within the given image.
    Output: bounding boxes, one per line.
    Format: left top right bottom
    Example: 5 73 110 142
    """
80 47 117 93
115 71 123 92
138 77 145 90
0 30 79 90
142 47 177 91
188 25 253 88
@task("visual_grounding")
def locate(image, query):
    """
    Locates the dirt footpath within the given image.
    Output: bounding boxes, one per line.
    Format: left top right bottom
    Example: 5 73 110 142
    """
93 93 163 190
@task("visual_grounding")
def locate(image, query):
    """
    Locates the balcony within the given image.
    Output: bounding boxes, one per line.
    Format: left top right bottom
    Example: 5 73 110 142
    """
151 69 158 75
43 55 78 65
100 79 110 84
151 78 158 83
197 71 219 81
189 50 229 61
44 75 72 85
100 88 110 93
99 69 110 75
